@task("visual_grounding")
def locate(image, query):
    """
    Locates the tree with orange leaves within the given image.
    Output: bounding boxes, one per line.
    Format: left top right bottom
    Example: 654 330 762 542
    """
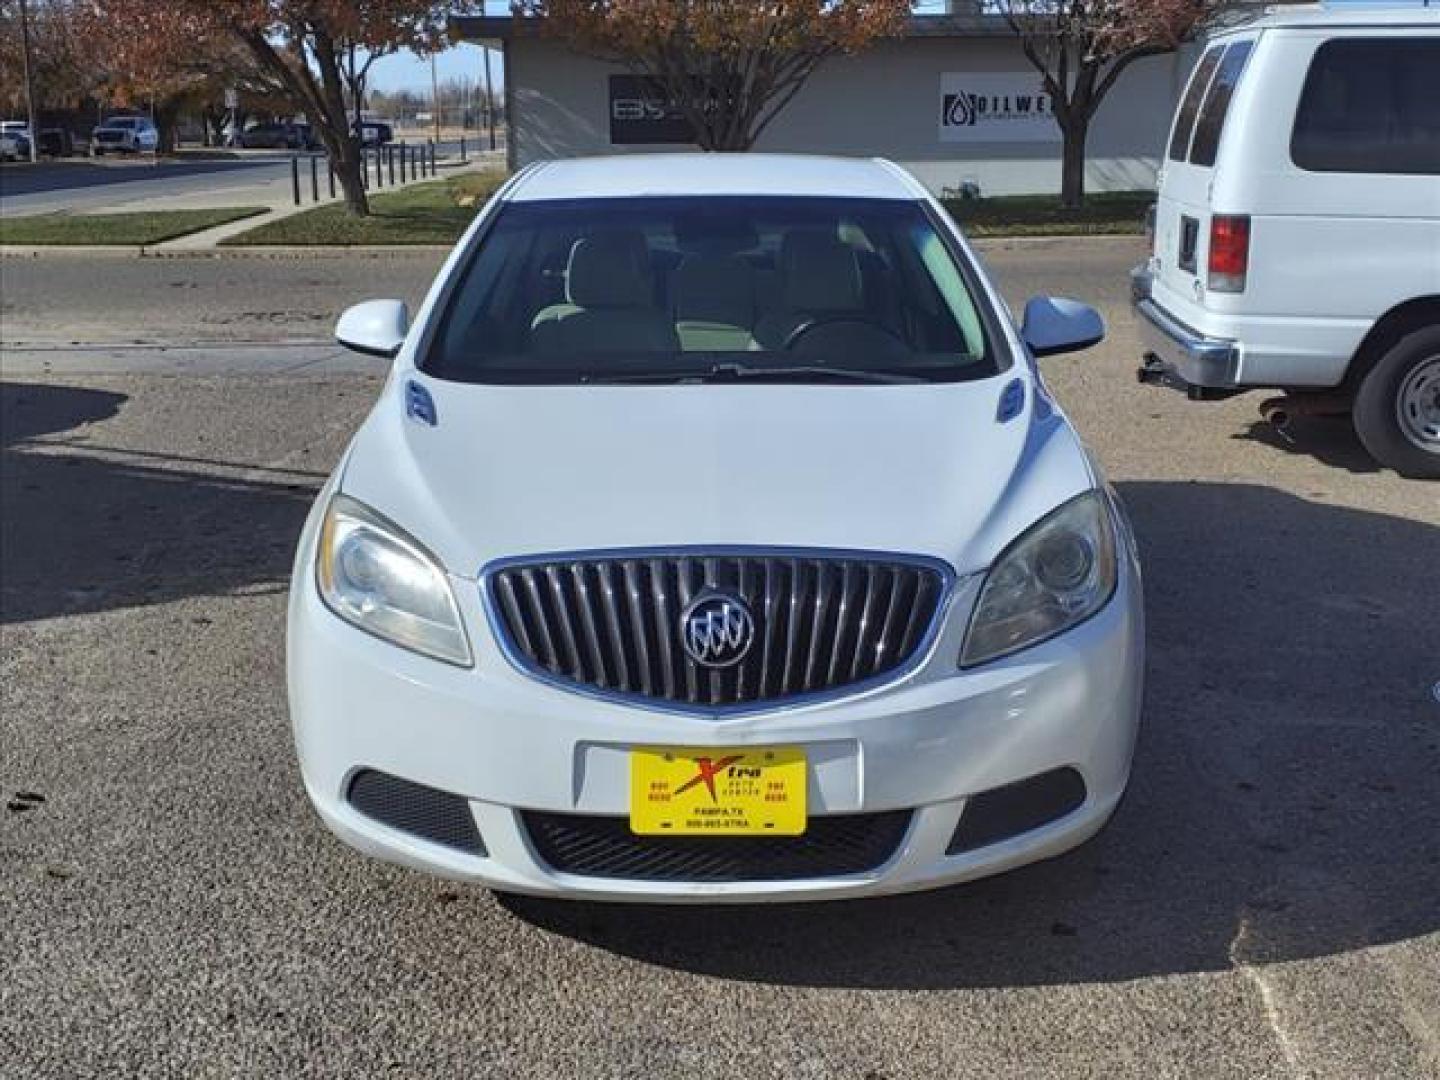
517 0 911 152
87 0 473 215
996 0 1235 209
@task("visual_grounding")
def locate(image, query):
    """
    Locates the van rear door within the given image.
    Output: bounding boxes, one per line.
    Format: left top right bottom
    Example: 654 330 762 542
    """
1153 36 1258 308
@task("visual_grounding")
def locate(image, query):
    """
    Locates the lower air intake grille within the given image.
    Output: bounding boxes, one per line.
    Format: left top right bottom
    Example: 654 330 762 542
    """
521 810 912 882
947 767 1087 855
347 769 486 856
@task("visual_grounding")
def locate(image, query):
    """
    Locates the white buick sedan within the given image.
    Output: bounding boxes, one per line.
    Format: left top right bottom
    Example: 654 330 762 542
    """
289 154 1144 902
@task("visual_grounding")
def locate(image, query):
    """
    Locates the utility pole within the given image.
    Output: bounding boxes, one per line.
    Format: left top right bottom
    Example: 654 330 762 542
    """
348 47 363 134
431 53 442 144
18 0 41 164
482 44 496 152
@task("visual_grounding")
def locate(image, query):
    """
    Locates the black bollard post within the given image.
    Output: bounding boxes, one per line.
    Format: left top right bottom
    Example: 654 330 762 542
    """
290 155 301 206
400 143 407 184
327 159 335 199
310 155 319 202
388 144 395 186
460 136 466 164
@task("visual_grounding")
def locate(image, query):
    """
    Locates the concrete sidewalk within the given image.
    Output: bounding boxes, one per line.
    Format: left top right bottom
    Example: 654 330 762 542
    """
150 150 502 250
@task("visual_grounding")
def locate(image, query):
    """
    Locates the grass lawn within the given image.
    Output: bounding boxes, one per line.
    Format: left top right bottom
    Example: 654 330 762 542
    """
940 190 1152 238
224 171 1146 246
0 207 268 246
228 171 508 246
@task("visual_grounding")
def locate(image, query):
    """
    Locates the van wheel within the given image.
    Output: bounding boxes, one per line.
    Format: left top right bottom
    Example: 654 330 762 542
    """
1353 325 1440 479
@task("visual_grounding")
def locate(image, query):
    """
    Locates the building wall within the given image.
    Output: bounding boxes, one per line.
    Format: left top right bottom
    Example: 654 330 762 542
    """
506 36 1197 196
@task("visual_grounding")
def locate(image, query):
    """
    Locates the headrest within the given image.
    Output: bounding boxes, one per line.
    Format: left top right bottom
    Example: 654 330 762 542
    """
672 254 755 327
674 213 760 256
566 232 652 308
779 231 864 312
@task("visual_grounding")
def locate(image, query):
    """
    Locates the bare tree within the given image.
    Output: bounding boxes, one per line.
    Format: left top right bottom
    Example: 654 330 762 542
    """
997 0 1227 208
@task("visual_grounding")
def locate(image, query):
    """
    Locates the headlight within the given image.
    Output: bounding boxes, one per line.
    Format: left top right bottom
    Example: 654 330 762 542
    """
960 491 1117 668
316 494 472 667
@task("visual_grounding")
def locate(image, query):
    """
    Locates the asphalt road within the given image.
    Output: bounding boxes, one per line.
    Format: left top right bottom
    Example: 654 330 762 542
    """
0 141 477 218
2 242 1438 1078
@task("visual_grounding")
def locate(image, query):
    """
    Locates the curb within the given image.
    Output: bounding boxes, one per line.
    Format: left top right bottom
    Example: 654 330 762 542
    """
4 234 1144 259
0 243 453 258
969 233 1146 248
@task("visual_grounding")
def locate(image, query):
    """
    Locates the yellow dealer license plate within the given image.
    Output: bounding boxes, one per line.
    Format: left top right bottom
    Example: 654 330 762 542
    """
629 747 807 836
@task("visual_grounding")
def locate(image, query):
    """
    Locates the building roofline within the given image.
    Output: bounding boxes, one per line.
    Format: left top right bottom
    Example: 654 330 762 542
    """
450 12 1021 43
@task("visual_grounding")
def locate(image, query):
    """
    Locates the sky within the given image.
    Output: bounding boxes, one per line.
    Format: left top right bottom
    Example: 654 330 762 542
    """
368 42 506 95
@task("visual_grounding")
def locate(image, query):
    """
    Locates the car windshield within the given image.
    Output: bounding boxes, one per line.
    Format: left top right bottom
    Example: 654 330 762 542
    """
424 196 1000 385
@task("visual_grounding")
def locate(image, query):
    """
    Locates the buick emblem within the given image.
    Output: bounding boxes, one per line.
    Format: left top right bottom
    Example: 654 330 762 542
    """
680 592 755 669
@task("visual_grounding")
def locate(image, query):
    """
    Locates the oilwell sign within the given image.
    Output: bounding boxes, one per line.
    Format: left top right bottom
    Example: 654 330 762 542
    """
940 73 1060 143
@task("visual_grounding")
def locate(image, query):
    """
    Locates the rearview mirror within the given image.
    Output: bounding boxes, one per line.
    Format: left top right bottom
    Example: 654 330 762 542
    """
336 299 409 359
1020 296 1104 358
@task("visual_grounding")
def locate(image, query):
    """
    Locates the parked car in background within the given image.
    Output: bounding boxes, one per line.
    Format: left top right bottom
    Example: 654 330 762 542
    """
290 154 1144 903
0 121 32 159
1133 7 1440 478
37 125 74 156
353 120 394 148
91 115 159 156
240 121 318 150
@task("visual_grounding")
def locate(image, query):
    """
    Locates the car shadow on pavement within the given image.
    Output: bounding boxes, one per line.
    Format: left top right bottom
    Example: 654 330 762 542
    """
504 481 1440 989
1 382 318 624
1233 415 1383 475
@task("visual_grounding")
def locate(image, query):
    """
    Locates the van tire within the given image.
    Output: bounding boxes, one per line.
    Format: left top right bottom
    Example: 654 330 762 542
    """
1353 325 1440 479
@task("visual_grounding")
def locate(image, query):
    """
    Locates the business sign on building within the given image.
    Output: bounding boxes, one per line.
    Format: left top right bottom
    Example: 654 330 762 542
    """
939 73 1060 143
609 75 695 145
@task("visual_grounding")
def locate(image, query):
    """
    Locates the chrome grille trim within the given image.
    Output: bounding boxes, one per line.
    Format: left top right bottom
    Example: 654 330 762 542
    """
483 547 952 713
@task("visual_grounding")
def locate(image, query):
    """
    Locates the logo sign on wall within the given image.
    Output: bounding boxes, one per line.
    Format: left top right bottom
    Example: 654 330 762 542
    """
940 73 1060 143
609 75 695 145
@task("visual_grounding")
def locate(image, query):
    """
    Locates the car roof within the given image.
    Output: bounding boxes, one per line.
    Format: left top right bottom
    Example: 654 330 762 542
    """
1215 3 1440 33
506 154 926 203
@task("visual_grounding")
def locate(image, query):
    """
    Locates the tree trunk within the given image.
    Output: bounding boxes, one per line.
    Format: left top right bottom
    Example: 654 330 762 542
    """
1059 116 1089 210
327 134 369 215
154 101 182 155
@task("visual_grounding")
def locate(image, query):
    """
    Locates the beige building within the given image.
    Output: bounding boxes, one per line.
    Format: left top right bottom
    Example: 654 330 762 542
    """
453 11 1198 197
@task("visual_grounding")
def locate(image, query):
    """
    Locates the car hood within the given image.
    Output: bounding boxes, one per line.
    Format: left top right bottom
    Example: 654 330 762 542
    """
339 376 1096 579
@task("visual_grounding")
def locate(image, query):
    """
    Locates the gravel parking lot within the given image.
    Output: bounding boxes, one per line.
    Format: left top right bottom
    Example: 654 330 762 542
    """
2 242 1437 1078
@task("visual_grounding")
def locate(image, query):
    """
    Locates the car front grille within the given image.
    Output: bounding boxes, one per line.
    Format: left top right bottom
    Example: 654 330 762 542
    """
488 551 948 709
521 810 912 882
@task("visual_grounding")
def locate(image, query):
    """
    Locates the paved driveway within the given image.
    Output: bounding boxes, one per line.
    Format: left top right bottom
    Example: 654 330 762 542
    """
0 142 478 218
2 241 1436 1078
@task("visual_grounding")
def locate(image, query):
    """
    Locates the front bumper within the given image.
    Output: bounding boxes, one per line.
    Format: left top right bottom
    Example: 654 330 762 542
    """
1131 264 1241 389
288 517 1144 903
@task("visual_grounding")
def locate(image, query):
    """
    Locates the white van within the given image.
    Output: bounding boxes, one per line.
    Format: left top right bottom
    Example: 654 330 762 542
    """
1132 6 1440 478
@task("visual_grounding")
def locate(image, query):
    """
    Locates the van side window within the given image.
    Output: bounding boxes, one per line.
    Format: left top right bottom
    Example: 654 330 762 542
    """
1291 39 1440 175
1189 41 1254 167
1168 46 1224 162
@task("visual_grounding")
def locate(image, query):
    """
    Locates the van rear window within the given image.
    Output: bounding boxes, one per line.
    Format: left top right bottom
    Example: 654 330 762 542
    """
1188 41 1254 167
1167 46 1223 162
1291 39 1440 175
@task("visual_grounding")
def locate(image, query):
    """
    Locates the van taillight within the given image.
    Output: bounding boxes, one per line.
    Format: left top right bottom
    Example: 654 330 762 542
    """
1208 214 1249 293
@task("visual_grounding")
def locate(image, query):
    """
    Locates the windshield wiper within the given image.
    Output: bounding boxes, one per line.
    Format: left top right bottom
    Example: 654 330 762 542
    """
575 362 929 386
701 362 927 385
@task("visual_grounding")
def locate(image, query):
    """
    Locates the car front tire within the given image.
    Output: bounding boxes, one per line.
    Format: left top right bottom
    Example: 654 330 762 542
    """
1354 324 1440 480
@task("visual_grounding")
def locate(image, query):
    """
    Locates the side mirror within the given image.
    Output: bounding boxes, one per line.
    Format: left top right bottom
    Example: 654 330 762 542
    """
336 299 409 359
1020 296 1105 358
